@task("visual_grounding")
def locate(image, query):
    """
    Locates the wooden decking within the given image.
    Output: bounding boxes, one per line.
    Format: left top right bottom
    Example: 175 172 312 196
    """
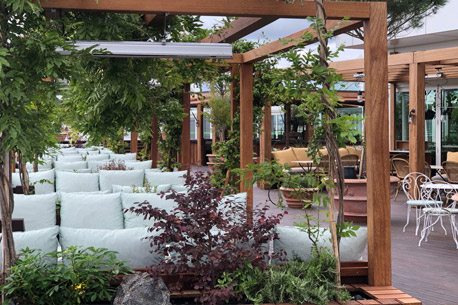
252 186 458 305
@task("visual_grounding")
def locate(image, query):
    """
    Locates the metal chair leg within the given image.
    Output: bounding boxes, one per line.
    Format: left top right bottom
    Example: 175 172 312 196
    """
403 205 411 232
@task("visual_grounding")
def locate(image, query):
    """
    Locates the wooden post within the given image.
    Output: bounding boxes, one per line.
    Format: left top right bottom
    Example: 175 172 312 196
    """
230 64 239 126
181 83 191 174
258 102 271 190
151 116 158 168
364 2 391 286
284 103 291 147
409 63 426 174
130 128 138 157
389 83 396 151
239 63 254 220
196 102 205 166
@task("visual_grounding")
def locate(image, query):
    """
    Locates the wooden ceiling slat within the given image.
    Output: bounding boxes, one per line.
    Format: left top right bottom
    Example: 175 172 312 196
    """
39 0 371 19
201 17 278 43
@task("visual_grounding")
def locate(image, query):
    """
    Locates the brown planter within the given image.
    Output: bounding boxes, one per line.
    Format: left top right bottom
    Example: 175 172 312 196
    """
280 186 318 209
334 177 399 223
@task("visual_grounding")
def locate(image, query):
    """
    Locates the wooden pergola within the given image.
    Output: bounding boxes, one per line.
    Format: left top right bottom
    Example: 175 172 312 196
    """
331 45 458 175
41 0 391 288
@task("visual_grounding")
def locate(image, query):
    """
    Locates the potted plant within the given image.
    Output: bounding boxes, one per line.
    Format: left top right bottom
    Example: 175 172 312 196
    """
279 172 319 209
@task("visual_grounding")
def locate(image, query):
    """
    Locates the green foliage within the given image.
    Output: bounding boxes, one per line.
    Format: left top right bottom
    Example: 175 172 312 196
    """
0 0 76 162
217 252 351 305
1 246 132 305
204 95 231 142
158 95 186 171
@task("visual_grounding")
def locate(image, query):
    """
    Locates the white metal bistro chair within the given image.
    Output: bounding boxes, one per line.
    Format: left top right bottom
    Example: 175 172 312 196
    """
418 181 458 248
401 172 444 236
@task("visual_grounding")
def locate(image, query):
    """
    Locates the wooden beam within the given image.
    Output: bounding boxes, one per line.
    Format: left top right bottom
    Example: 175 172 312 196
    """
389 83 396 151
196 103 205 166
409 63 426 174
201 17 277 43
130 128 138 155
414 45 458 64
143 14 157 26
364 2 391 286
258 102 271 190
180 84 191 174
243 20 362 63
239 63 253 220
151 116 158 168
40 0 371 19
230 64 239 127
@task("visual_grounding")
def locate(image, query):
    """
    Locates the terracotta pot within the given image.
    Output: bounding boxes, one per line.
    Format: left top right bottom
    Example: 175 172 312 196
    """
280 186 318 209
334 177 400 223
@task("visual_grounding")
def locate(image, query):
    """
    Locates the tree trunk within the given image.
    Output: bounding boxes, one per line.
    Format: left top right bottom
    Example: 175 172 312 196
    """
17 151 30 195
0 150 16 283
314 0 343 286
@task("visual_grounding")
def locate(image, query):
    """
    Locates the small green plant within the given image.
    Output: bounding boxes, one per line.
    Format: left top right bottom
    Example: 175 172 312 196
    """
217 251 351 305
1 247 132 305
131 181 156 193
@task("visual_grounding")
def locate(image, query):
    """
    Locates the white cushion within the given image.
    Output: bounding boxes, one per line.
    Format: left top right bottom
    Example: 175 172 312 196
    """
145 170 187 186
25 160 52 172
86 154 110 161
273 226 368 262
13 194 57 230
99 170 144 192
54 161 88 171
110 153 137 161
57 155 83 162
60 192 124 229
59 227 162 268
121 193 176 228
144 168 162 172
57 169 92 173
56 171 100 193
12 170 56 194
125 160 152 170
1 226 60 268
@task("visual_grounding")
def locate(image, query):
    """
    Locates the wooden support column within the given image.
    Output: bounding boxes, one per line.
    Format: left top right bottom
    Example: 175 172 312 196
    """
364 2 391 286
409 63 426 174
130 128 138 157
239 63 254 220
284 103 291 147
151 116 158 168
258 102 271 190
230 64 239 126
305 122 314 143
389 83 396 151
180 83 191 174
196 103 205 166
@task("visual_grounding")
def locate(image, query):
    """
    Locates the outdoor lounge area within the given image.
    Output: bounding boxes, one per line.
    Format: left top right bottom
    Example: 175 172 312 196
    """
2 0 458 304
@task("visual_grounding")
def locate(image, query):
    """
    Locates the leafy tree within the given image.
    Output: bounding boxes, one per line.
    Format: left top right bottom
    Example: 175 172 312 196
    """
0 0 75 276
342 0 448 40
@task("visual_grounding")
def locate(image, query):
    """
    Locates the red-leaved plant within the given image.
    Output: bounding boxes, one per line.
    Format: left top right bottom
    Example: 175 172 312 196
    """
127 171 285 304
98 160 133 171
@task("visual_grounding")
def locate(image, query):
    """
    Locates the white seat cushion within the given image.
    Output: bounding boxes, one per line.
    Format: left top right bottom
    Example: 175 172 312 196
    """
60 192 124 229
57 155 83 162
13 193 57 230
86 154 110 161
145 170 187 186
59 227 162 268
99 170 144 192
125 160 153 170
109 153 137 161
56 171 100 193
54 161 88 171
11 170 55 194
